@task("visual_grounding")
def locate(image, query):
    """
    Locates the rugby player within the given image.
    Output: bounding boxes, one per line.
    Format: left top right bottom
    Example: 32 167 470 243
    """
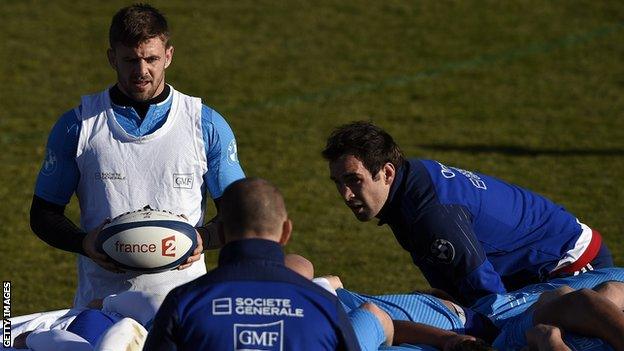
144 178 360 350
323 121 613 305
30 4 245 307
11 291 164 350
334 269 624 350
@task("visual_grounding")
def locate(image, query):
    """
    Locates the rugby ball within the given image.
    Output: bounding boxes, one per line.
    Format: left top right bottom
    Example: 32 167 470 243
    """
97 209 197 273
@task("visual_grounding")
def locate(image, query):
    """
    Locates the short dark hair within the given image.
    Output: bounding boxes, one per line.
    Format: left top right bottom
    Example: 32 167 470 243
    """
109 3 170 48
220 178 287 240
322 121 405 176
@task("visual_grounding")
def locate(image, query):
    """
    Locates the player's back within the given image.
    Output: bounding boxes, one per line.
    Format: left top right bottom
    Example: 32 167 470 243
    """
144 239 358 351
174 280 344 350
417 160 582 278
336 289 463 331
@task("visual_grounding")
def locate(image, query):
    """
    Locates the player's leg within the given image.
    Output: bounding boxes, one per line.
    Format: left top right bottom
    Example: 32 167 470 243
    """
532 288 624 350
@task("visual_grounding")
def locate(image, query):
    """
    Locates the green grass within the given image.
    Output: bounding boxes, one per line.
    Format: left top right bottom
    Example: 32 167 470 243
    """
1 0 623 315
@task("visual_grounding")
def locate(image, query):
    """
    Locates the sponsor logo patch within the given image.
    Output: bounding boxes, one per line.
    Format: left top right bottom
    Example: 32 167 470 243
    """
212 298 232 315
95 172 126 180
173 173 193 189
234 321 283 351
437 162 487 189
227 139 239 165
41 149 57 176
161 235 176 257
114 240 157 254
430 239 455 264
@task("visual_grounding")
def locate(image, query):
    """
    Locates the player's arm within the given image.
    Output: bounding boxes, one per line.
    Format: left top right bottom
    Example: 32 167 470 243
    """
412 204 506 305
142 292 181 351
30 108 119 271
195 106 245 247
30 108 85 254
30 195 85 254
179 106 244 268
194 198 222 251
392 321 491 351
531 287 624 350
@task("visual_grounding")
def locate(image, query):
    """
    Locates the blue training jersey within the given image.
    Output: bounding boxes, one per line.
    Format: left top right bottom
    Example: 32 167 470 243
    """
337 289 463 332
475 268 624 350
144 239 360 351
34 86 244 206
377 159 583 304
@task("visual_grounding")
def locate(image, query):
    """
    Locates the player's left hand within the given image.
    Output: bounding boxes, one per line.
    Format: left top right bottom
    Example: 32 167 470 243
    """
178 230 203 270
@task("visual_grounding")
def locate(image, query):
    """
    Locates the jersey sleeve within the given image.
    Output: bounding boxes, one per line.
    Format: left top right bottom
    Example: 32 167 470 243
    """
142 291 180 351
200 105 245 199
411 204 506 305
336 300 364 351
34 107 82 205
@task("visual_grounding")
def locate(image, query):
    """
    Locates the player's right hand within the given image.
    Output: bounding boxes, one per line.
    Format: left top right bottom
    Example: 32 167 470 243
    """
82 219 124 273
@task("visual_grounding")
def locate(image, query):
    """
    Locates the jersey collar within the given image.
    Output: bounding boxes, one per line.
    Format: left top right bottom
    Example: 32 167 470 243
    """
377 161 407 225
218 238 285 266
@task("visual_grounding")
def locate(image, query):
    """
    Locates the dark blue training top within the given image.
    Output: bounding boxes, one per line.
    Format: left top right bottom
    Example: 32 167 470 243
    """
377 159 582 305
143 239 360 351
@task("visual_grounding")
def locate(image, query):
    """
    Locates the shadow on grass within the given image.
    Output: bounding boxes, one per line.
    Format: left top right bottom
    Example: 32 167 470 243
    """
420 144 624 157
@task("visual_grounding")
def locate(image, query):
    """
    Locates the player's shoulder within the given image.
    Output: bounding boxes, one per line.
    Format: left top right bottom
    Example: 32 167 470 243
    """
171 261 338 303
200 103 231 126
57 105 82 124
48 105 82 137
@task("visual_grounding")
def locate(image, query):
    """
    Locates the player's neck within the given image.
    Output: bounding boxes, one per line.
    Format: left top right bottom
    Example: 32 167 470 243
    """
109 84 171 119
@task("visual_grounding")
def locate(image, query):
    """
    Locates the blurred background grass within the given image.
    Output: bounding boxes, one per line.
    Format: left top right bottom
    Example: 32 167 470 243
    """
1 0 623 315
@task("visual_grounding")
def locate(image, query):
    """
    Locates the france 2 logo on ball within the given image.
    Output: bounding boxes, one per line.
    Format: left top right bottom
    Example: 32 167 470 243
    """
161 235 176 257
97 209 197 273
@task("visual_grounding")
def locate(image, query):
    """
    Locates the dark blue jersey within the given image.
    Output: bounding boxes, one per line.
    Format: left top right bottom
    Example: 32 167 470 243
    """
377 159 584 305
144 239 359 351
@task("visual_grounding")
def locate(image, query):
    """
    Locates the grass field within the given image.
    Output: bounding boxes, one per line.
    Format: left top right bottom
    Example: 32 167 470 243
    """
1 0 623 316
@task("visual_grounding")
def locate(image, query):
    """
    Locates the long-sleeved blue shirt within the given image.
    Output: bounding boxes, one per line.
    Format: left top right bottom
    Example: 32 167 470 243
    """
377 159 583 305
34 85 244 206
144 239 360 351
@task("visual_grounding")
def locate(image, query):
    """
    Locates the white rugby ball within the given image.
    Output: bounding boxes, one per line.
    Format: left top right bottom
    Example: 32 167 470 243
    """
97 209 197 273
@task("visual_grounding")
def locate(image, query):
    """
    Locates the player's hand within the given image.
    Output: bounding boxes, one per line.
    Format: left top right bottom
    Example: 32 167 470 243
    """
320 275 344 290
82 219 124 273
442 334 477 351
179 230 203 270
525 324 570 351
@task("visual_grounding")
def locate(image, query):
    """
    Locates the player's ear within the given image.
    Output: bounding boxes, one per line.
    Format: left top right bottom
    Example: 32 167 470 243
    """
164 45 174 69
382 162 395 185
107 48 117 70
278 219 292 246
